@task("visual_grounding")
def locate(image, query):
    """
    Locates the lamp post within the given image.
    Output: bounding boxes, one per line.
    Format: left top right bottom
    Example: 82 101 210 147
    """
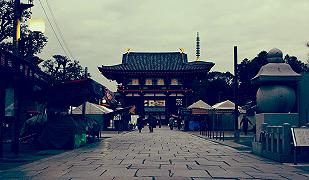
11 0 34 155
13 0 34 55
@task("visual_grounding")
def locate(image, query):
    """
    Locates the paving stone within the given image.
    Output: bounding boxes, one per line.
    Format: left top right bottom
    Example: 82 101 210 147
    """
188 164 223 172
136 169 170 177
279 172 309 180
245 172 288 179
2 127 308 179
129 164 161 169
207 169 253 179
120 159 144 165
172 169 211 178
113 177 152 180
156 177 192 180
60 169 103 179
160 164 189 171
101 168 137 177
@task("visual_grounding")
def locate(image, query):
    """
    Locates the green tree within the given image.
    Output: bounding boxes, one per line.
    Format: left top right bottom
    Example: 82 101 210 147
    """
238 51 268 105
284 54 309 73
188 71 234 105
238 51 308 105
206 71 234 105
0 0 47 58
42 55 89 81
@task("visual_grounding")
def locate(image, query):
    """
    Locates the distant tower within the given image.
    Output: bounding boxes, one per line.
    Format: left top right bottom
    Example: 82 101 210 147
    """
196 32 200 61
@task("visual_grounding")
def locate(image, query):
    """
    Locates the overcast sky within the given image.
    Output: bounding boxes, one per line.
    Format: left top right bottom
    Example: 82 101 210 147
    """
30 0 309 91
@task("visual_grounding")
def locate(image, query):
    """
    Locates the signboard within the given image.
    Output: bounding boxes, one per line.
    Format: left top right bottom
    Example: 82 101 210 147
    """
113 114 121 121
291 128 309 147
178 108 191 115
144 107 165 112
176 99 183 106
5 88 14 117
144 100 165 107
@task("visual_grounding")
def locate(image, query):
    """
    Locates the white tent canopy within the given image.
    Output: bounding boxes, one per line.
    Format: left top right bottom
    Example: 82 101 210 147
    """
188 100 213 110
212 100 245 113
72 102 113 115
187 100 213 115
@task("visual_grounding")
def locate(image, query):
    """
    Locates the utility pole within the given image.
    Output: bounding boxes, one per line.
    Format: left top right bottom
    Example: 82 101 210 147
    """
82 67 88 115
306 42 309 64
234 46 240 142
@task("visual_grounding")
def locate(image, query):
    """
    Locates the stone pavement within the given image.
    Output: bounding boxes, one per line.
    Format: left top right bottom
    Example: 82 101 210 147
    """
1 127 308 179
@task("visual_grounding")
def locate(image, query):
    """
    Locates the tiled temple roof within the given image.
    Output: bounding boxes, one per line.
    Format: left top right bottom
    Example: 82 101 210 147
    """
98 52 214 79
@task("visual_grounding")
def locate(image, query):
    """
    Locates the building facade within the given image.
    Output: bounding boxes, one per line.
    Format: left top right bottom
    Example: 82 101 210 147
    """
0 49 51 156
99 52 214 124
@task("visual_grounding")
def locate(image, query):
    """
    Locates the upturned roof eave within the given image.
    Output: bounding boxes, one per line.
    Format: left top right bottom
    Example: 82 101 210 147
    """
98 65 214 73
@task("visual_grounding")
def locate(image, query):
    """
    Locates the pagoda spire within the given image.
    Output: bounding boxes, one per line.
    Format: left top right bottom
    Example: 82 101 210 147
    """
196 32 200 61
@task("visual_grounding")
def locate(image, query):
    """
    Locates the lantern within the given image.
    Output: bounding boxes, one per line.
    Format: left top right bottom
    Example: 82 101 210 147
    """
29 18 45 33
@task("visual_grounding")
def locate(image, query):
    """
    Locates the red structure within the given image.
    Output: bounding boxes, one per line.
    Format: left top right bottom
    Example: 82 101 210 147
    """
99 51 214 124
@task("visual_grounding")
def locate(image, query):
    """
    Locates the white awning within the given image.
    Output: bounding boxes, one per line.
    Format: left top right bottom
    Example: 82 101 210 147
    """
213 100 246 113
188 100 213 110
72 102 113 115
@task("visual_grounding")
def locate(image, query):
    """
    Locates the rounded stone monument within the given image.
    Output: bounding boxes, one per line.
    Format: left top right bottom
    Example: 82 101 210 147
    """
252 48 301 113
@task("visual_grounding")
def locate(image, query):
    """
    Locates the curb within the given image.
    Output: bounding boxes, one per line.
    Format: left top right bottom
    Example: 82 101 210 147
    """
191 133 252 152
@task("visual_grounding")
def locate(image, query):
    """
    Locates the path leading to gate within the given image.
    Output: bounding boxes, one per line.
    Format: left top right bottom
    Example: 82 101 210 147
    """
1 127 308 179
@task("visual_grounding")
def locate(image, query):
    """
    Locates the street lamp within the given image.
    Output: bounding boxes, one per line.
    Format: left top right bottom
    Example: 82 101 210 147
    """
13 0 34 54
29 18 46 33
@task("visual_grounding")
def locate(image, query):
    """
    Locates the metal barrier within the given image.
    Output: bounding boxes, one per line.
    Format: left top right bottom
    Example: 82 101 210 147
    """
259 123 292 155
199 116 225 141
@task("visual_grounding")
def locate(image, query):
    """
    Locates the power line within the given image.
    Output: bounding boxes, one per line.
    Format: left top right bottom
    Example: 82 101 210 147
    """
37 0 70 58
44 0 75 60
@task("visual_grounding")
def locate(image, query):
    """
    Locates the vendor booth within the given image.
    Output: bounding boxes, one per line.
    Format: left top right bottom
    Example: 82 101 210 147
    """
71 102 113 131
212 100 246 130
38 78 106 149
186 100 214 131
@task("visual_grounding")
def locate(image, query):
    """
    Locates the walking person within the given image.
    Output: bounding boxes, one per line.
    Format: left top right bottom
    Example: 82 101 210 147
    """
176 115 182 130
240 115 252 135
148 114 156 133
158 116 162 128
169 115 174 130
137 115 144 133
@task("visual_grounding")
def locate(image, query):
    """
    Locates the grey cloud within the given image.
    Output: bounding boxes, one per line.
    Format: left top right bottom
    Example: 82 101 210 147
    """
30 0 309 91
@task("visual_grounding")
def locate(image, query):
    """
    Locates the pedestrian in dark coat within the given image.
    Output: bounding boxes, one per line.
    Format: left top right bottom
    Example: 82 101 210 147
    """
148 114 156 133
137 116 144 133
240 115 252 135
169 116 174 130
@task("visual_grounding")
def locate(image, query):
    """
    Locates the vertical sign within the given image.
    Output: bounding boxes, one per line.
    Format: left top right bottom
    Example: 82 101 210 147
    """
5 88 14 117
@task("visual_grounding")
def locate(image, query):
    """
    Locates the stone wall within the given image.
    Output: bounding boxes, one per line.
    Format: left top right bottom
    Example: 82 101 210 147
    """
298 72 309 126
